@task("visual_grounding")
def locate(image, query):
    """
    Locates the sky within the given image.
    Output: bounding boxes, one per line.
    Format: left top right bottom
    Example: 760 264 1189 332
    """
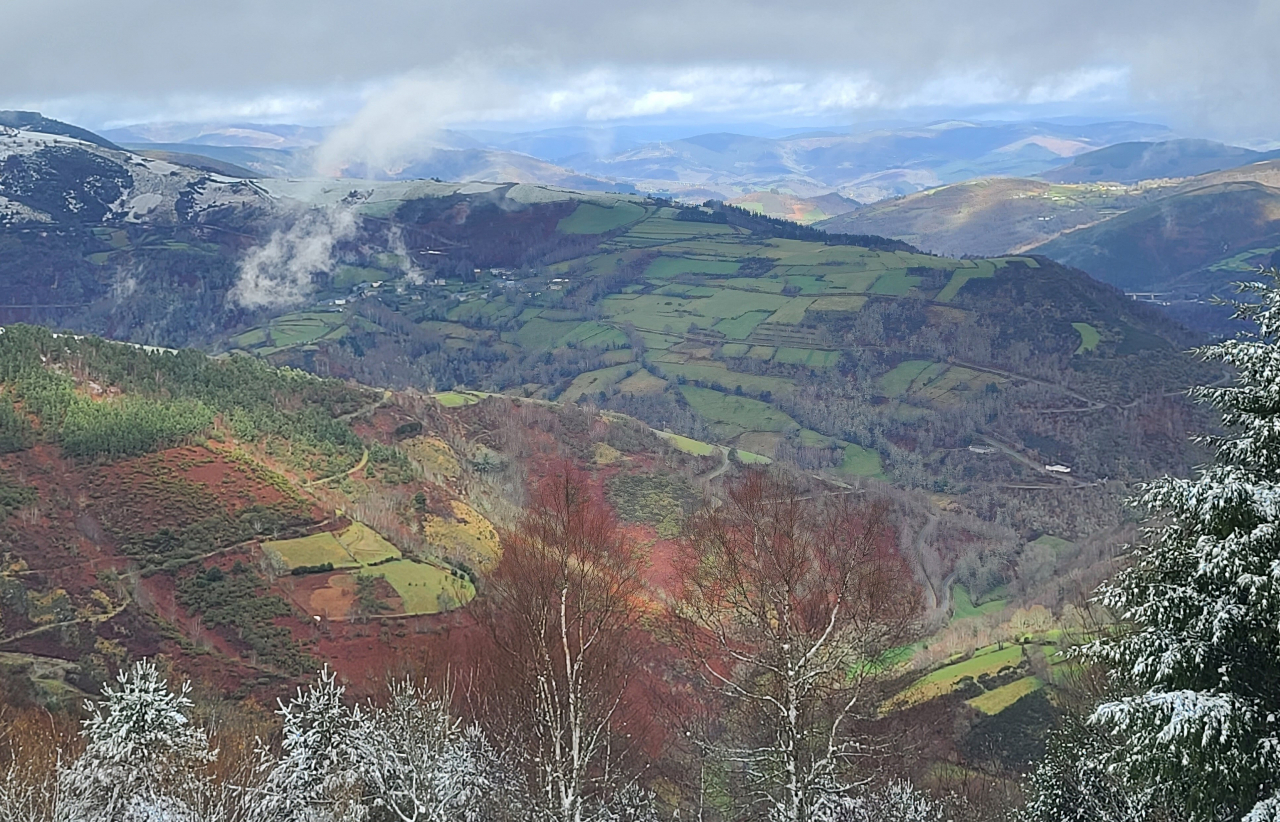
3 0 1277 146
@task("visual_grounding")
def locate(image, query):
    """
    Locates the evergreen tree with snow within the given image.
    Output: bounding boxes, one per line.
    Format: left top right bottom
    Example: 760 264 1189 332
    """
263 664 368 821
59 658 213 822
1078 273 1280 821
358 678 514 822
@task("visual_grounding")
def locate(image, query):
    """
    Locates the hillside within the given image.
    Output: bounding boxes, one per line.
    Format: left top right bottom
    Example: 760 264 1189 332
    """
727 190 861 224
1039 138 1277 183
815 178 1169 257
1031 180 1280 292
0 324 727 698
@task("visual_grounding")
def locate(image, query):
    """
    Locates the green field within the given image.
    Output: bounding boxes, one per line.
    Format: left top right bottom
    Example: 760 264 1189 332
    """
263 532 360 570
434 391 485 407
513 318 581 350
713 311 771 339
951 584 1008 620
895 644 1025 707
774 348 840 368
765 297 815 324
967 676 1044 714
654 431 717 456
877 361 934 397
659 363 794 398
869 270 923 296
376 559 475 614
645 257 742 279
263 523 402 570
560 365 634 402
338 523 402 564
838 443 884 478
680 386 799 436
1072 322 1101 354
808 295 867 312
935 261 997 303
558 201 647 234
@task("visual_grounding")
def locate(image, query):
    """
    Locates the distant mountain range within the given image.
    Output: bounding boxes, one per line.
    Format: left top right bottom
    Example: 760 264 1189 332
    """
101 116 1177 202
1040 139 1280 183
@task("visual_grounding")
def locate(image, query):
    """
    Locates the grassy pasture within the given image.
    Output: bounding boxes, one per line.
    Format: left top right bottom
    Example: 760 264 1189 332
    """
654 430 717 456
782 276 830 295
621 219 741 244
377 559 475 614
1072 322 1101 354
869 270 923 296
894 644 1025 708
615 370 667 395
557 201 647 234
766 298 815 324
693 289 790 319
951 584 1008 620
434 391 485 407
747 345 776 360
514 318 581 350
562 321 626 347
660 363 794 398
838 443 884 478
679 386 798 436
877 361 933 397
721 277 786 293
560 365 634 402
337 522 402 565
820 271 882 292
935 260 997 303
809 295 867 312
720 343 751 357
231 328 267 348
967 676 1045 715
713 311 772 340
774 348 839 368
263 532 360 570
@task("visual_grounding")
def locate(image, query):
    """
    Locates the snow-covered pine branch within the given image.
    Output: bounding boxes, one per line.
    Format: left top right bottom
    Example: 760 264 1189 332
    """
1077 271 1280 821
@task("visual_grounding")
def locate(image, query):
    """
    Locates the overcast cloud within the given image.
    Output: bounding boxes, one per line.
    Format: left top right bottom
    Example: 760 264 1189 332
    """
3 0 1276 141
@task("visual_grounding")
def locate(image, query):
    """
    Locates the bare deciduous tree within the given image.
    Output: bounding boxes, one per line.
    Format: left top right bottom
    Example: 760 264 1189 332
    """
672 471 920 822
482 463 648 822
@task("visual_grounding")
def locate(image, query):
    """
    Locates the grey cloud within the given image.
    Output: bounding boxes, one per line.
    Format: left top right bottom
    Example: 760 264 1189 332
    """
3 1 1278 138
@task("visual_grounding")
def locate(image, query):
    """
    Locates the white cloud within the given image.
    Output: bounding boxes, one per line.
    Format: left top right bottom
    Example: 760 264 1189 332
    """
230 207 357 309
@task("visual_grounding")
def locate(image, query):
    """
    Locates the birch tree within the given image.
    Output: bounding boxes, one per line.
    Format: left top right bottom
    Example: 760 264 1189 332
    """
673 471 918 822
483 464 648 822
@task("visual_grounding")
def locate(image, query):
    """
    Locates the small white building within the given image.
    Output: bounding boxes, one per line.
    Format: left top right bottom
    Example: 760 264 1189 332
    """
1045 464 1072 474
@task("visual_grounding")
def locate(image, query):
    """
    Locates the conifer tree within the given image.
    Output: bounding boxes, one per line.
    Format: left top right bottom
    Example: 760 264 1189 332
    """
60 659 213 821
1078 274 1280 821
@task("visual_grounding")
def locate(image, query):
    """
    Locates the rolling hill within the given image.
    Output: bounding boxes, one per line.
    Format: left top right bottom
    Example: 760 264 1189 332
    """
816 159 1280 334
1031 180 1280 293
1040 138 1279 184
568 120 1174 202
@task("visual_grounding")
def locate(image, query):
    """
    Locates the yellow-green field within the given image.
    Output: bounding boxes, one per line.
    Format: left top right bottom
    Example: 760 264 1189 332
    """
967 676 1044 714
263 532 360 570
892 644 1025 708
263 522 401 569
376 558 475 614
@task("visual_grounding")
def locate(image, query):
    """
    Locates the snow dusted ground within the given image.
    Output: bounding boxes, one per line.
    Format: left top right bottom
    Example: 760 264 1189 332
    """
0 126 274 226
